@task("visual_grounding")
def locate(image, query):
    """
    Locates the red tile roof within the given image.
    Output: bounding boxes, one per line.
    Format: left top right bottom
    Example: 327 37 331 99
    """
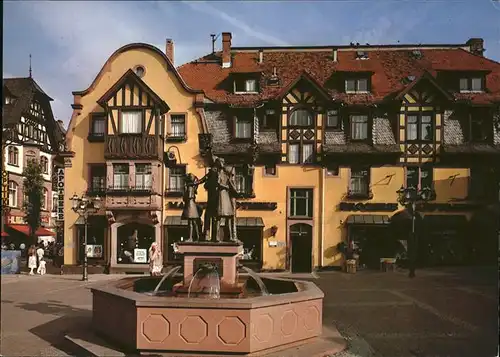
178 47 500 105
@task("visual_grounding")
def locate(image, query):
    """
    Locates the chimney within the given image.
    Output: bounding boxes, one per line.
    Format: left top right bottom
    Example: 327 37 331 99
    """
166 39 174 65
222 32 232 68
332 49 338 62
258 50 263 64
466 38 484 57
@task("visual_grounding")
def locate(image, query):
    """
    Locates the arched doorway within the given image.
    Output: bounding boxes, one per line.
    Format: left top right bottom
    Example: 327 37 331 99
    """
116 223 155 264
290 223 312 273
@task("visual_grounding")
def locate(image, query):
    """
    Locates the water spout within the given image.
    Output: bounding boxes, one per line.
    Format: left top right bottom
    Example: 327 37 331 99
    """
188 265 221 299
153 265 182 294
239 265 269 296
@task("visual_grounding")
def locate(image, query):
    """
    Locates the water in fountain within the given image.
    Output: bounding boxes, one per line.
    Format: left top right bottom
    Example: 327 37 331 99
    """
239 265 269 296
153 265 182 294
187 264 221 299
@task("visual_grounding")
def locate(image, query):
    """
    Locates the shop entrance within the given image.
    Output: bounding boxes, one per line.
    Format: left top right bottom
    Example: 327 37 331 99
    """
290 223 312 273
116 223 155 264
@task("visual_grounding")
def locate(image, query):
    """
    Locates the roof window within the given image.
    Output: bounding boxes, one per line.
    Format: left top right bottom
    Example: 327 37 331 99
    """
356 51 369 60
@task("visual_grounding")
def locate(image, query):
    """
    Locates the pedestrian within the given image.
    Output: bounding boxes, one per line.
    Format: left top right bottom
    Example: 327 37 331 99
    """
28 245 37 275
37 258 46 275
148 242 163 276
36 243 45 268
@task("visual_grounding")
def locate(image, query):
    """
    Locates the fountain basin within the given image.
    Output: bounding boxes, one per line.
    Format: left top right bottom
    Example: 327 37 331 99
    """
91 276 324 355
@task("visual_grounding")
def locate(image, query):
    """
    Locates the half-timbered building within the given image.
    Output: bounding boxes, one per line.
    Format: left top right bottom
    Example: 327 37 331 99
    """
2 77 66 244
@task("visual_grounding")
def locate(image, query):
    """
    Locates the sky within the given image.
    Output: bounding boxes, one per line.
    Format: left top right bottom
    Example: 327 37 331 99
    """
3 0 500 125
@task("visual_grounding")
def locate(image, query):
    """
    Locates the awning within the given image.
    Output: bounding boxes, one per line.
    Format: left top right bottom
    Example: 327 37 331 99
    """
164 216 265 227
346 214 390 225
8 224 56 236
74 215 108 225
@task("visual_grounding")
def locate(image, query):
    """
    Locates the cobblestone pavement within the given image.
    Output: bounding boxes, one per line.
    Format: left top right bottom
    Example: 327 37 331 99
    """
1 267 498 357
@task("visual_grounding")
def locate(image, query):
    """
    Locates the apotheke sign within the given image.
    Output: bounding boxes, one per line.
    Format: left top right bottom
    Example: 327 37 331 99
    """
57 168 64 221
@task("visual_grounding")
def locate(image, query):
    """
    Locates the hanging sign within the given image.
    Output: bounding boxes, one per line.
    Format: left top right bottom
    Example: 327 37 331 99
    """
2 171 9 208
56 168 65 221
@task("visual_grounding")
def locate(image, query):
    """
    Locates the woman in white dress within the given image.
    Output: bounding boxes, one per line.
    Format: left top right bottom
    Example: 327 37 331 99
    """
148 242 163 276
28 245 37 275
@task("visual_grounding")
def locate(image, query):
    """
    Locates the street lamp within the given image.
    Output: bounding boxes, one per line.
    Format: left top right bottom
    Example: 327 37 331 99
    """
396 185 434 278
70 193 101 281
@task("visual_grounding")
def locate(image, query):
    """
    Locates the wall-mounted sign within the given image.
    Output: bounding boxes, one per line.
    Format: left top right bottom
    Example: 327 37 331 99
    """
166 201 278 211
56 168 65 222
2 171 9 209
338 202 398 212
268 241 286 247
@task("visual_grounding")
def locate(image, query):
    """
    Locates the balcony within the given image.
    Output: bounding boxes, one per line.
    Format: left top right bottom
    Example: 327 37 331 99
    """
105 184 162 210
104 134 162 160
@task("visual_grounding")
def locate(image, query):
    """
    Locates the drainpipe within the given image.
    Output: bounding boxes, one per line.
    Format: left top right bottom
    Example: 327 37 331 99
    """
320 167 325 269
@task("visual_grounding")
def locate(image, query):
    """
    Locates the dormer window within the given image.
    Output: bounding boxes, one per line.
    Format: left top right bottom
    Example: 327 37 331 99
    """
345 78 369 93
459 76 484 92
234 78 258 94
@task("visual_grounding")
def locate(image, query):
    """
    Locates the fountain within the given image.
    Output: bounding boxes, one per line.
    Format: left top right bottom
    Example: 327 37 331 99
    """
88 156 346 356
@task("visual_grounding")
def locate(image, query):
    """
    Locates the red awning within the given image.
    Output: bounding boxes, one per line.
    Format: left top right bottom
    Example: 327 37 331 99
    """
8 225 56 236
1 232 9 237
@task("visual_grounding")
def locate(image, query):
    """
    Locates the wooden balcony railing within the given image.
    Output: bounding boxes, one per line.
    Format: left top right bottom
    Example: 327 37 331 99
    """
104 134 162 160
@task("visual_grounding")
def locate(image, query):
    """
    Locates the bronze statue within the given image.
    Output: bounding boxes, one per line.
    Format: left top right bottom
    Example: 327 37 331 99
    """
181 173 201 241
214 158 238 242
197 160 220 241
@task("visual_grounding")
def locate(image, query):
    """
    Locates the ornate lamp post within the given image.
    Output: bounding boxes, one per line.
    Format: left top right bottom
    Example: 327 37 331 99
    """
396 185 434 278
70 193 101 281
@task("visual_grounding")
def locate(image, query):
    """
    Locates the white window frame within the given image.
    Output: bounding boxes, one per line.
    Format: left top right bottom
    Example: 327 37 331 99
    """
112 164 129 189
235 116 252 139
345 78 370 93
459 77 484 93
234 78 258 94
135 164 152 190
8 181 18 207
119 110 143 134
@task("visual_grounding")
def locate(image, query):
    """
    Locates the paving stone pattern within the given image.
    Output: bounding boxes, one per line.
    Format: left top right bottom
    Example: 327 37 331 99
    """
1 267 498 357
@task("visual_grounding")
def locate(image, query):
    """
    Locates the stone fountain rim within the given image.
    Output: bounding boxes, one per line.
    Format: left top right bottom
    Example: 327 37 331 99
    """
91 276 324 309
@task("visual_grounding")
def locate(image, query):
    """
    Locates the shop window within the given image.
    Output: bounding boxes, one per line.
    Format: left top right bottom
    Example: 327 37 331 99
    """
166 227 188 262
116 223 155 264
289 188 313 218
167 166 186 194
7 146 18 166
349 167 371 198
238 228 262 264
77 223 106 263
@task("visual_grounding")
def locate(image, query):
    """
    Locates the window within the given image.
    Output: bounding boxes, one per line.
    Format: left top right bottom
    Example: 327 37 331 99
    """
289 189 313 218
469 108 490 142
459 77 484 92
406 113 433 141
261 109 278 129
7 146 18 166
134 65 145 78
40 156 49 174
90 114 106 137
326 165 340 176
349 115 368 140
52 194 58 212
235 116 252 139
169 115 186 138
135 164 152 190
234 78 258 93
26 151 36 164
406 166 433 190
42 188 48 210
326 109 340 129
349 168 370 196
234 166 254 196
288 143 314 164
264 164 277 176
112 164 129 190
116 223 155 264
120 110 142 134
168 166 186 193
289 109 313 127
8 181 18 207
5 96 15 105
89 165 106 193
345 78 369 93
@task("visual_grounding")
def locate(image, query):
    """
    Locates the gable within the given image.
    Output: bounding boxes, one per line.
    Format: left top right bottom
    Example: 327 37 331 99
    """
397 72 452 104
